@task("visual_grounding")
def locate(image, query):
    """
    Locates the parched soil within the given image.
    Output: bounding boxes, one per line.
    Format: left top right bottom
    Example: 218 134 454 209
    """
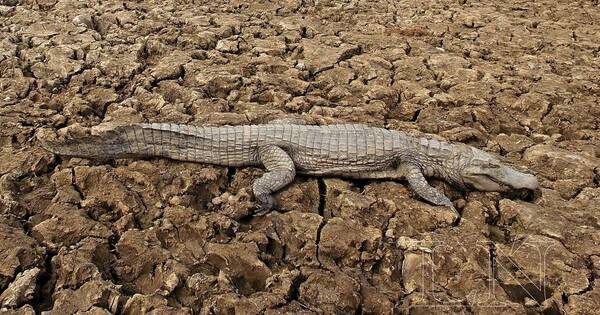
1 0 599 314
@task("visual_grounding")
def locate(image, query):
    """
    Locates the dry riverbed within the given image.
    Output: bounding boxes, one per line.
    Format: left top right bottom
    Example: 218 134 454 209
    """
0 0 599 314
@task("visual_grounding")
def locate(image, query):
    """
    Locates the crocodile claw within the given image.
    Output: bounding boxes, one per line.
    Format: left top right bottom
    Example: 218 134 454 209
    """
253 206 272 216
254 193 278 216
255 193 276 208
253 194 293 216
254 204 291 216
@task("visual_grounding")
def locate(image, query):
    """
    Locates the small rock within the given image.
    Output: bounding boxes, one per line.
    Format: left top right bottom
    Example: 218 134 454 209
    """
159 273 179 296
122 294 180 315
564 280 600 315
530 133 550 143
78 306 113 315
194 72 242 98
299 271 360 313
301 39 360 74
0 224 45 290
251 38 287 56
495 133 534 153
72 14 95 29
204 242 272 294
462 14 487 28
319 217 381 268
523 144 598 198
295 61 306 70
151 52 191 81
0 268 40 307
31 204 113 251
0 0 17 6
402 252 432 294
524 297 538 307
215 38 240 54
0 5 15 16
0 305 35 315
49 280 123 314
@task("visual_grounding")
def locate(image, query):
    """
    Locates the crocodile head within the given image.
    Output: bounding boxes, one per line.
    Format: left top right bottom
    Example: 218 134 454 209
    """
460 148 539 192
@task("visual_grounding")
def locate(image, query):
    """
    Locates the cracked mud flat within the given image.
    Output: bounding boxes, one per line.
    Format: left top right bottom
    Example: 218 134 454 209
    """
1 0 599 314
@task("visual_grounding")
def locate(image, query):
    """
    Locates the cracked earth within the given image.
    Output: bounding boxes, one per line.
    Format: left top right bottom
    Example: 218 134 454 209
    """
1 0 599 314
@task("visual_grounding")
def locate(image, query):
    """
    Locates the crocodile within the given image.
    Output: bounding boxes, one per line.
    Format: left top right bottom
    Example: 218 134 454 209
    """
37 122 539 215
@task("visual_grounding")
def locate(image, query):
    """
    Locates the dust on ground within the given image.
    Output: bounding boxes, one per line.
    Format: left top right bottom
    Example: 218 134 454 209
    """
1 0 599 314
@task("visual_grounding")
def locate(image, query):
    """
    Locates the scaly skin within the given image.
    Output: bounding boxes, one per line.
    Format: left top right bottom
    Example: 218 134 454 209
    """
37 122 539 215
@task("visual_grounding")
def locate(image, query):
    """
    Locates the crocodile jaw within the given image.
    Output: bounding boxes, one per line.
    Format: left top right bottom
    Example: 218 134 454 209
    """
462 164 539 192
460 148 539 192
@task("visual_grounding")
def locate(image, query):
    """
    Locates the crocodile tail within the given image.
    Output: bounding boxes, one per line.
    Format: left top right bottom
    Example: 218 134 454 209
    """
36 123 139 160
36 128 64 154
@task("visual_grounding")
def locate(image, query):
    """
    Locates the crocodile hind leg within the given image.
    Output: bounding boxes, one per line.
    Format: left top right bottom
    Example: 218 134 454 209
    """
252 145 296 214
399 163 458 216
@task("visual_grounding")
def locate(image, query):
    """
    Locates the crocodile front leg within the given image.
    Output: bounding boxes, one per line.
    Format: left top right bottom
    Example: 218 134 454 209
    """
252 145 296 214
400 163 458 216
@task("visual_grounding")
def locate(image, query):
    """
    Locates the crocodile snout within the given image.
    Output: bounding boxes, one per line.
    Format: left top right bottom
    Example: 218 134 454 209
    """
501 166 539 191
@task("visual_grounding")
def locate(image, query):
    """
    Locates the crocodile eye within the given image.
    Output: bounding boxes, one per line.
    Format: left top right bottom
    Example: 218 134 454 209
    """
484 163 501 169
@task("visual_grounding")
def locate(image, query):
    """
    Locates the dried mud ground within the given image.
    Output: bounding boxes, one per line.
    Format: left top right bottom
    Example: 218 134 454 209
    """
0 0 599 314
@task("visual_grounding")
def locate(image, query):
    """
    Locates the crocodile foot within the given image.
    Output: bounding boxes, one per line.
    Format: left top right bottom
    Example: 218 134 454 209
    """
253 193 291 216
